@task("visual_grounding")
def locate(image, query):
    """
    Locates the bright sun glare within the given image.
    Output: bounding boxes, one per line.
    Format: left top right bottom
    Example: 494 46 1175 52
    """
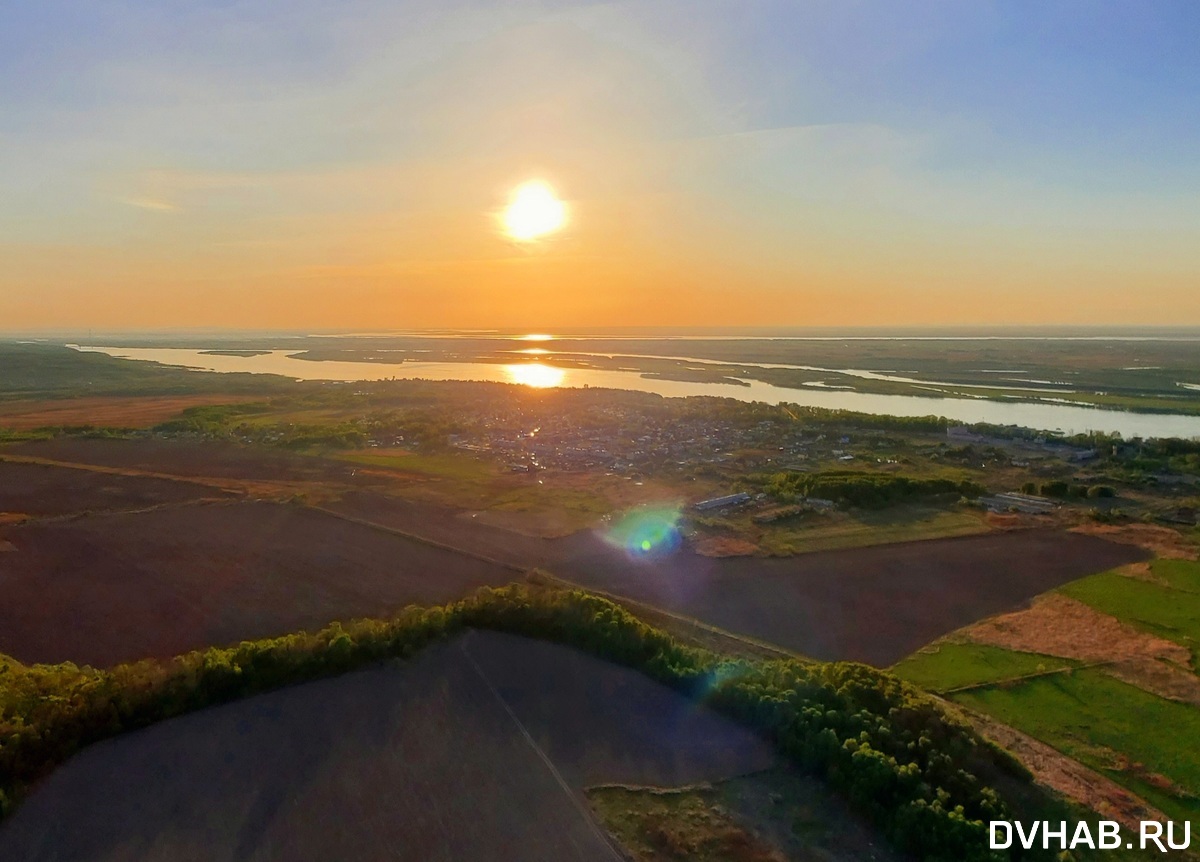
503 182 566 241
504 363 566 388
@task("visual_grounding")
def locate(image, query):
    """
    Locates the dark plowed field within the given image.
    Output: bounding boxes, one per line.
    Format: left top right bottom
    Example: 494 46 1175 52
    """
0 632 777 862
5 437 372 485
0 443 1148 668
329 491 1148 666
0 460 225 517
328 490 556 566
558 529 1148 666
0 503 518 666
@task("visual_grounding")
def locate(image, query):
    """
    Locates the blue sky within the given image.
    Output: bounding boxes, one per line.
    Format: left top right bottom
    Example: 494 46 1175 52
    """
3 1 1198 328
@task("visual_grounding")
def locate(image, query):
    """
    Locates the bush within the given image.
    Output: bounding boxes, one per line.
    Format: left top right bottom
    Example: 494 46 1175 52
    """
1086 485 1116 499
1039 481 1070 498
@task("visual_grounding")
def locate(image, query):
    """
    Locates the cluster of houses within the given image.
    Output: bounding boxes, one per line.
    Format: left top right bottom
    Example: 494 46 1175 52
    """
428 407 856 475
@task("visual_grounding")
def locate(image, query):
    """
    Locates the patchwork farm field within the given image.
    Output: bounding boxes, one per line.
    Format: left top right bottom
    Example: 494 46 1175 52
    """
892 642 1079 693
0 424 1184 862
0 436 1147 668
325 494 1146 666
894 558 1200 828
955 670 1200 824
1059 567 1200 667
0 631 776 862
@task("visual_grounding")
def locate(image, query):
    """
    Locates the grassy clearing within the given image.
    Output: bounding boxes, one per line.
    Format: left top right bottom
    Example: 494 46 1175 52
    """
489 485 612 516
953 668 1200 823
588 785 783 862
486 485 614 534
336 449 616 533
1149 558 1200 594
336 449 498 482
892 643 1077 693
588 764 1157 862
755 507 988 556
1059 563 1200 667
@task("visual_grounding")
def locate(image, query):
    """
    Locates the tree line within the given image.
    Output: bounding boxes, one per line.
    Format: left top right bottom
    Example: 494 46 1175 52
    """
762 469 986 508
3 585 1082 860
1021 481 1116 499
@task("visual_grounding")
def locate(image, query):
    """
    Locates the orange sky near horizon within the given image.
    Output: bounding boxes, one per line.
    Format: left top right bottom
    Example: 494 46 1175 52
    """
3 2 1199 332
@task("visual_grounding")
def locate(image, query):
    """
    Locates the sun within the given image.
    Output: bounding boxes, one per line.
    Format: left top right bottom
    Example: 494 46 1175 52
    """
503 181 566 241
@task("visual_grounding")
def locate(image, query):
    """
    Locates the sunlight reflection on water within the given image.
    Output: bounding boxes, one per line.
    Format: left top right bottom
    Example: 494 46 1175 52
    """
69 346 1200 439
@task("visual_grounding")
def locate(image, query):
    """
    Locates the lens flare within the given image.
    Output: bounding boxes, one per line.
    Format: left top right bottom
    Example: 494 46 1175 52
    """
601 505 683 559
695 661 751 701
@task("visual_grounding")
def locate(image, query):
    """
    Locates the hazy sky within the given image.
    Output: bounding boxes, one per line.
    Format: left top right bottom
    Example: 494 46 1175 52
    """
3 1 1199 331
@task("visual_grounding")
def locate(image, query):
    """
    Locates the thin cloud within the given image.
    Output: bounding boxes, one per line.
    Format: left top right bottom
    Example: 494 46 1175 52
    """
118 197 181 212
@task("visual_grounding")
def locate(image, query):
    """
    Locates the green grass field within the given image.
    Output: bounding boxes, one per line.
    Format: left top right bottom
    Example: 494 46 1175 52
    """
892 643 1078 693
954 669 1200 823
489 485 613 517
1147 558 1200 594
335 449 616 532
336 449 498 482
755 507 988 556
894 561 1200 832
1059 561 1200 668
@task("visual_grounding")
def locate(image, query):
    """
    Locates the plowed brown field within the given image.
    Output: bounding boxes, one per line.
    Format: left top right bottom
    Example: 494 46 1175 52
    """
0 632 776 862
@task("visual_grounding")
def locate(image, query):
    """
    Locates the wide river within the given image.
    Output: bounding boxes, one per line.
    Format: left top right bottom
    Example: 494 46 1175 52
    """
77 346 1200 439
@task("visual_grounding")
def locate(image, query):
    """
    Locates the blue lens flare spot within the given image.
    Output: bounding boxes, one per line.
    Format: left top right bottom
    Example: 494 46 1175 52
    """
696 661 750 700
602 505 683 559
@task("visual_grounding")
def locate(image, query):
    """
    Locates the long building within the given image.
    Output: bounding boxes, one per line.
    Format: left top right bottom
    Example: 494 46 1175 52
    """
977 492 1057 514
693 492 752 512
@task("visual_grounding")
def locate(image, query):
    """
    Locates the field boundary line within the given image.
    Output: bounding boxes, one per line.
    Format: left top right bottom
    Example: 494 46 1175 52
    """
532 571 807 662
309 505 527 574
747 524 1061 571
0 452 312 497
313 507 806 660
458 633 627 862
939 660 1114 695
948 700 1169 831
0 452 231 485
3 496 238 526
